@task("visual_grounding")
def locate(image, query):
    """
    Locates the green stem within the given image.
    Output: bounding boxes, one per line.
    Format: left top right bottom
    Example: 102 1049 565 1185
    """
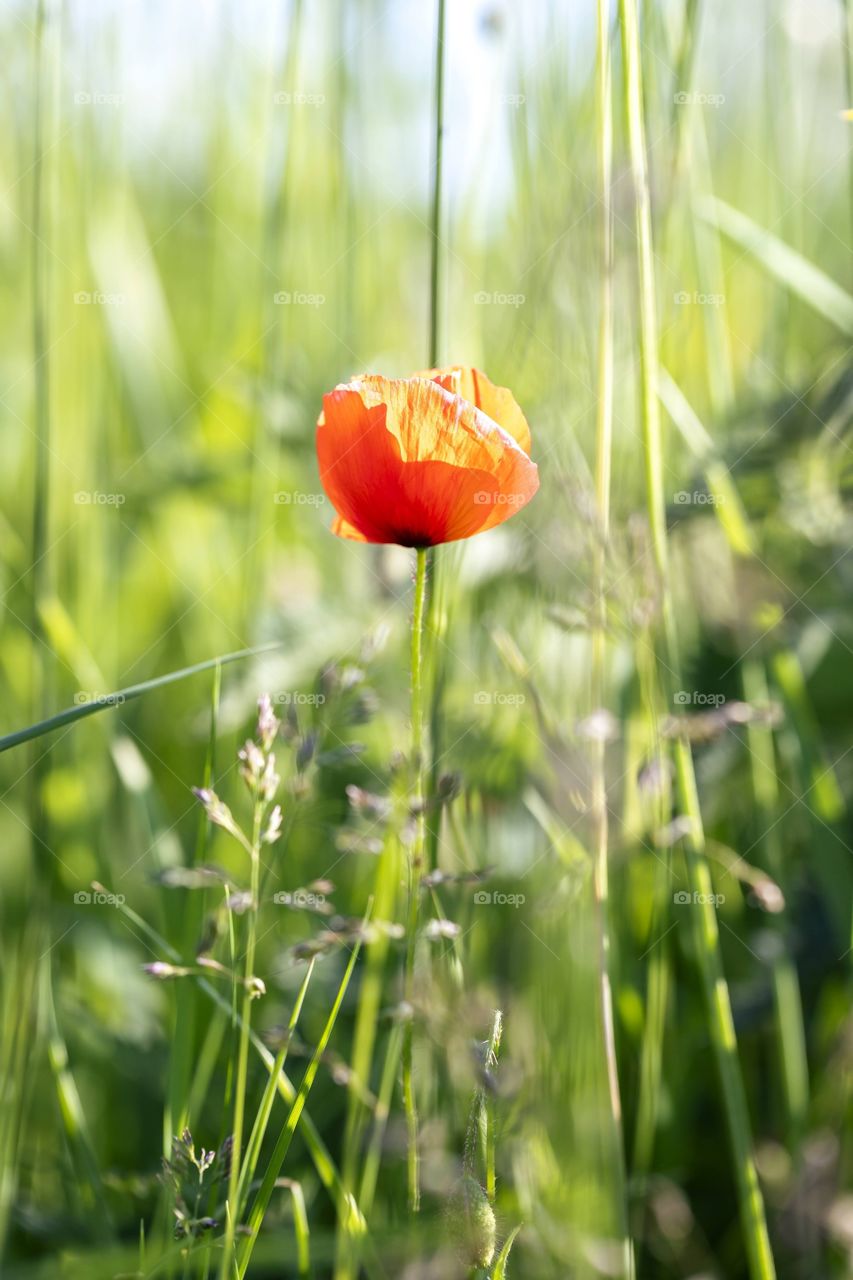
402 546 428 1212
618 1 775 1275
218 804 262 1280
592 1 632 1272
428 0 446 368
424 0 447 886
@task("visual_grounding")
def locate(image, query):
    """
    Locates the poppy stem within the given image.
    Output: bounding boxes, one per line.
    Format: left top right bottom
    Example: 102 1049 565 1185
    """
403 546 428 1212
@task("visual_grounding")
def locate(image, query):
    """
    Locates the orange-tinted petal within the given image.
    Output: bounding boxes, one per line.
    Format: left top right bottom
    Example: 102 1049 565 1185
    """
316 377 538 547
415 365 532 456
330 513 367 541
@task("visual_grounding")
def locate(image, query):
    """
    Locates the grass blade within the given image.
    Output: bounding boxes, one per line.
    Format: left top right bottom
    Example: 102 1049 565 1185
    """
103 888 353 1220
491 1223 523 1280
237 919 368 1276
698 195 853 335
619 0 776 1273
236 956 316 1215
0 644 281 755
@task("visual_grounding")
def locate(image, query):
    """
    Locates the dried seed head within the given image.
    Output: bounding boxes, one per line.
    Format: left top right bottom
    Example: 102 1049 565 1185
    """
260 755 280 802
445 1176 496 1268
238 740 266 789
144 961 181 980
262 804 283 844
576 709 619 742
193 789 241 839
257 694 280 752
424 918 461 941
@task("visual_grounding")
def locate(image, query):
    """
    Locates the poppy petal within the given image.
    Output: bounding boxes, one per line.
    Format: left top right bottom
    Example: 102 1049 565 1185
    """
317 376 538 547
415 365 532 456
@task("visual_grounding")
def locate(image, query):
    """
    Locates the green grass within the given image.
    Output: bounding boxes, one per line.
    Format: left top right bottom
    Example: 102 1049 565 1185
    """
1 1 852 1276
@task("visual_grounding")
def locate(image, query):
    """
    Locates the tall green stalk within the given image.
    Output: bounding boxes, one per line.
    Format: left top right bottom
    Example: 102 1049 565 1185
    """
618 1 775 1275
428 0 446 369
402 546 428 1212
591 2 632 1274
218 803 263 1280
29 0 52 878
425 0 448 872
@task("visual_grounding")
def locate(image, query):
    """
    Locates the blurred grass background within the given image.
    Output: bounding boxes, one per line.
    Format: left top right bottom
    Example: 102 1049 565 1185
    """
1 0 852 1275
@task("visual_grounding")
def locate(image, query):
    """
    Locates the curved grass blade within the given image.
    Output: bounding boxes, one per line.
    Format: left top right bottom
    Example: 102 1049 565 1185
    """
490 1223 523 1279
619 0 776 1273
0 643 281 755
237 915 369 1277
236 956 316 1216
658 367 755 556
103 887 352 1221
275 1178 309 1278
698 195 853 336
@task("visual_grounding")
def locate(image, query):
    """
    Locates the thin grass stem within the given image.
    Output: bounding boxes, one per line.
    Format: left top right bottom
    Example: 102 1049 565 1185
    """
618 1 776 1273
592 3 632 1272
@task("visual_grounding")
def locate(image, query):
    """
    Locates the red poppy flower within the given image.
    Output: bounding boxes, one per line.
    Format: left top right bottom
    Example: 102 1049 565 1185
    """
316 369 538 547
